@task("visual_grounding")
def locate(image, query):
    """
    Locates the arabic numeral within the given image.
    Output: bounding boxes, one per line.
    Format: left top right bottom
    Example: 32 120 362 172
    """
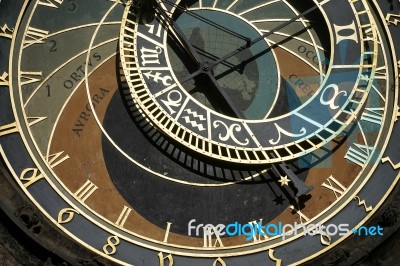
67 0 77 12
47 85 51 97
49 40 57 52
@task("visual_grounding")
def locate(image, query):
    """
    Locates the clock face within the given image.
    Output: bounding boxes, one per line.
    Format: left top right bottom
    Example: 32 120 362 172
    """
0 0 399 265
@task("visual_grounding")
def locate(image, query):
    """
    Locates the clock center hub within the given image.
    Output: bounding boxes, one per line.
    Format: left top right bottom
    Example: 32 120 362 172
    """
170 8 280 119
202 62 210 72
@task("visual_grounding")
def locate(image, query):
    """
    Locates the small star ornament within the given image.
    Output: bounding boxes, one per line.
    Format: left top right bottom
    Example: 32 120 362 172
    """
273 195 285 205
278 175 291 186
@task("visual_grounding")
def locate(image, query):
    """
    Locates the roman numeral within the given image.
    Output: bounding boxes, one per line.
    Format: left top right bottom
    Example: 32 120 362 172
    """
37 0 64 9
360 23 376 44
47 151 69 168
0 24 13 39
158 252 174 266
360 107 384 125
386 13 400 26
345 143 373 167
203 226 224 248
249 219 269 243
115 206 132 227
1 118 48 136
289 205 310 223
0 122 18 137
334 21 359 44
20 71 42 86
290 206 332 245
321 175 347 199
74 180 98 202
290 205 332 245
374 66 387 80
163 222 172 243
24 27 49 47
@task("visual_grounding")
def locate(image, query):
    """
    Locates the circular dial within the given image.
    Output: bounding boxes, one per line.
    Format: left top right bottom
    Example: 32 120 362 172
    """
0 0 399 265
121 0 380 164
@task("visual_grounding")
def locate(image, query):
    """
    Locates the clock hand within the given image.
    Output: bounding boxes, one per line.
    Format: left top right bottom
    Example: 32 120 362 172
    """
273 163 314 197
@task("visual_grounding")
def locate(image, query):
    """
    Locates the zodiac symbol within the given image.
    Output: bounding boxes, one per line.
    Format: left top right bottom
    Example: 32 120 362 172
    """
183 109 206 131
213 120 249 146
269 123 306 145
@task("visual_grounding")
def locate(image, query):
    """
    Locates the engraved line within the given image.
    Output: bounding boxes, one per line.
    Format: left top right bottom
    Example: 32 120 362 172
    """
226 0 239 11
153 83 178 98
259 29 325 51
295 112 324 128
239 0 280 16
252 18 310 23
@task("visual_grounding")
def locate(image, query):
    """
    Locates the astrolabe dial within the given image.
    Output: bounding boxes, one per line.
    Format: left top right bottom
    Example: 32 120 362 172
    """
121 0 381 164
0 0 399 265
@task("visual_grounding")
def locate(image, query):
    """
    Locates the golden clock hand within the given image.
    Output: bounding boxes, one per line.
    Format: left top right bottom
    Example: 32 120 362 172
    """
276 163 314 197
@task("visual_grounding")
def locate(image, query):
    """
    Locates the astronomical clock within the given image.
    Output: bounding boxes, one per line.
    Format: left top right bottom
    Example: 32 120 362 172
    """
0 0 400 265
